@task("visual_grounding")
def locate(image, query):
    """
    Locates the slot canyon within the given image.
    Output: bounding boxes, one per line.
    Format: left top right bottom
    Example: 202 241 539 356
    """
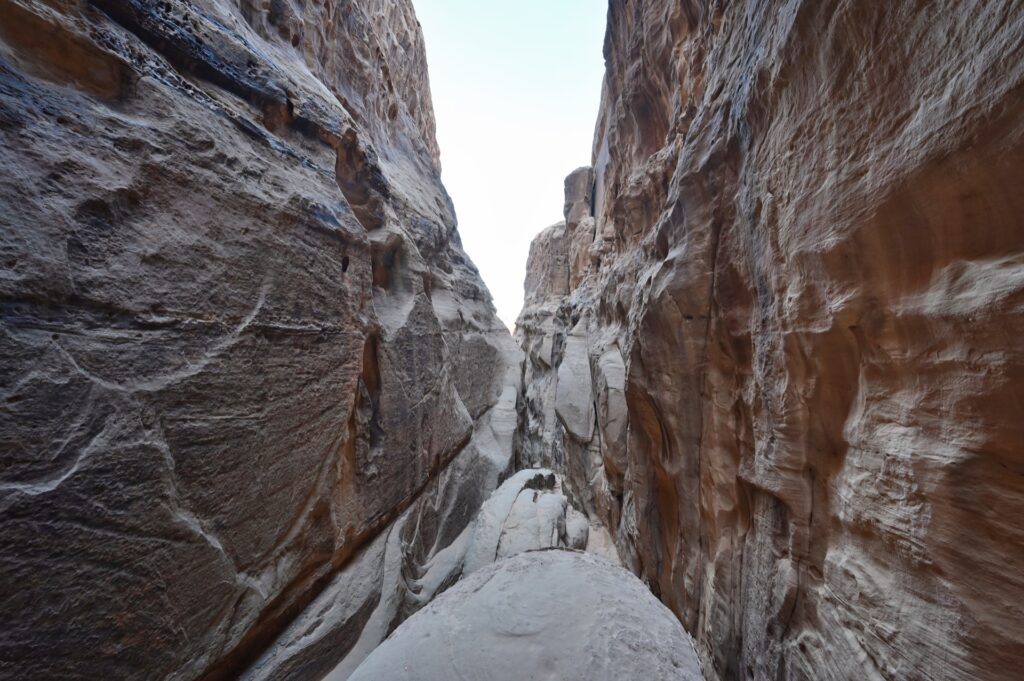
1 0 1022 680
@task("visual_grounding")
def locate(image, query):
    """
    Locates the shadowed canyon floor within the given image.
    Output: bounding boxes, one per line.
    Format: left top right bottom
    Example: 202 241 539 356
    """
1 0 1023 680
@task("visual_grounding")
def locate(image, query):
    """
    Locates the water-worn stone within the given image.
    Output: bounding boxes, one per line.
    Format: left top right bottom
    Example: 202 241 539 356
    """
0 0 520 679
463 468 588 575
516 2 1024 680
247 462 599 681
554 321 594 441
348 550 705 681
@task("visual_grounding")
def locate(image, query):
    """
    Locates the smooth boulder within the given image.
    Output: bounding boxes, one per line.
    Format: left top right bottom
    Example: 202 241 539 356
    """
348 550 704 681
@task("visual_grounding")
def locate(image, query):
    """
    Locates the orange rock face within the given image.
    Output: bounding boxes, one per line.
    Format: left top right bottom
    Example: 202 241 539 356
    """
517 1 1024 679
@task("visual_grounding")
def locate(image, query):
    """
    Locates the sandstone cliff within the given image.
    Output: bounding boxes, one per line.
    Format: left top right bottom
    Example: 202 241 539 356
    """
0 1 521 679
517 1 1024 680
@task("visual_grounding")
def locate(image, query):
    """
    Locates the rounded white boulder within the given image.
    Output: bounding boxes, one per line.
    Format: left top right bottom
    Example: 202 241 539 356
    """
347 549 704 681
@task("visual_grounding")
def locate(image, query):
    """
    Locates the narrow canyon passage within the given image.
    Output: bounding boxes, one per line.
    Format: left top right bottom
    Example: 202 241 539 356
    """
1 1 1023 681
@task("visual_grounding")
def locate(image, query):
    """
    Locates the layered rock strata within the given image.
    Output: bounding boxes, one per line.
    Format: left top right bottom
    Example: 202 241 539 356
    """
517 2 1024 680
0 1 520 680
347 550 705 681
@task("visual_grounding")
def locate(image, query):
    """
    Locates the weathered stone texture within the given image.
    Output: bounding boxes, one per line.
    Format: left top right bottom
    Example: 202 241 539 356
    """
517 2 1024 680
348 550 704 681
0 0 519 679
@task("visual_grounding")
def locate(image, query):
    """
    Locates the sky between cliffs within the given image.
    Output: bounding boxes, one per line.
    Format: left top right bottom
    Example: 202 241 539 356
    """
414 0 608 329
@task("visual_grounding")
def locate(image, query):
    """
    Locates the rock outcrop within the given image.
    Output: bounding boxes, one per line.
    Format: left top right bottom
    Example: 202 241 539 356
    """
517 2 1024 680
0 1 520 679
347 549 705 681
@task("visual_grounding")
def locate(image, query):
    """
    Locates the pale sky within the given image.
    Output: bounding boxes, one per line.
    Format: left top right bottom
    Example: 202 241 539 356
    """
414 0 608 328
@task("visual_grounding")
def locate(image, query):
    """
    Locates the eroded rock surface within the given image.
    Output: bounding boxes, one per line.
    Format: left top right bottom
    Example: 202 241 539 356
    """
462 467 589 574
517 2 1024 680
348 550 704 681
0 0 520 679
248 466 592 681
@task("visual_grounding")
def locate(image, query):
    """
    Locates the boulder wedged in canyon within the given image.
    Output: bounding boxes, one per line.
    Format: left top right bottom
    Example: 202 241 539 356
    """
0 0 520 679
347 549 705 681
461 467 588 574
245 467 596 681
517 1 1024 680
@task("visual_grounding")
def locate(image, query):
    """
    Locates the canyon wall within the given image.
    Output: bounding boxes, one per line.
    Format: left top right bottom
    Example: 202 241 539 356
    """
517 1 1024 680
0 1 520 679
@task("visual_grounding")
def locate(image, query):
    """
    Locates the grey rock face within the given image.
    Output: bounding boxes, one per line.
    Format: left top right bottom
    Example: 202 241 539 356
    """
554 322 595 441
348 550 705 681
521 221 570 307
0 0 520 679
238 374 521 681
